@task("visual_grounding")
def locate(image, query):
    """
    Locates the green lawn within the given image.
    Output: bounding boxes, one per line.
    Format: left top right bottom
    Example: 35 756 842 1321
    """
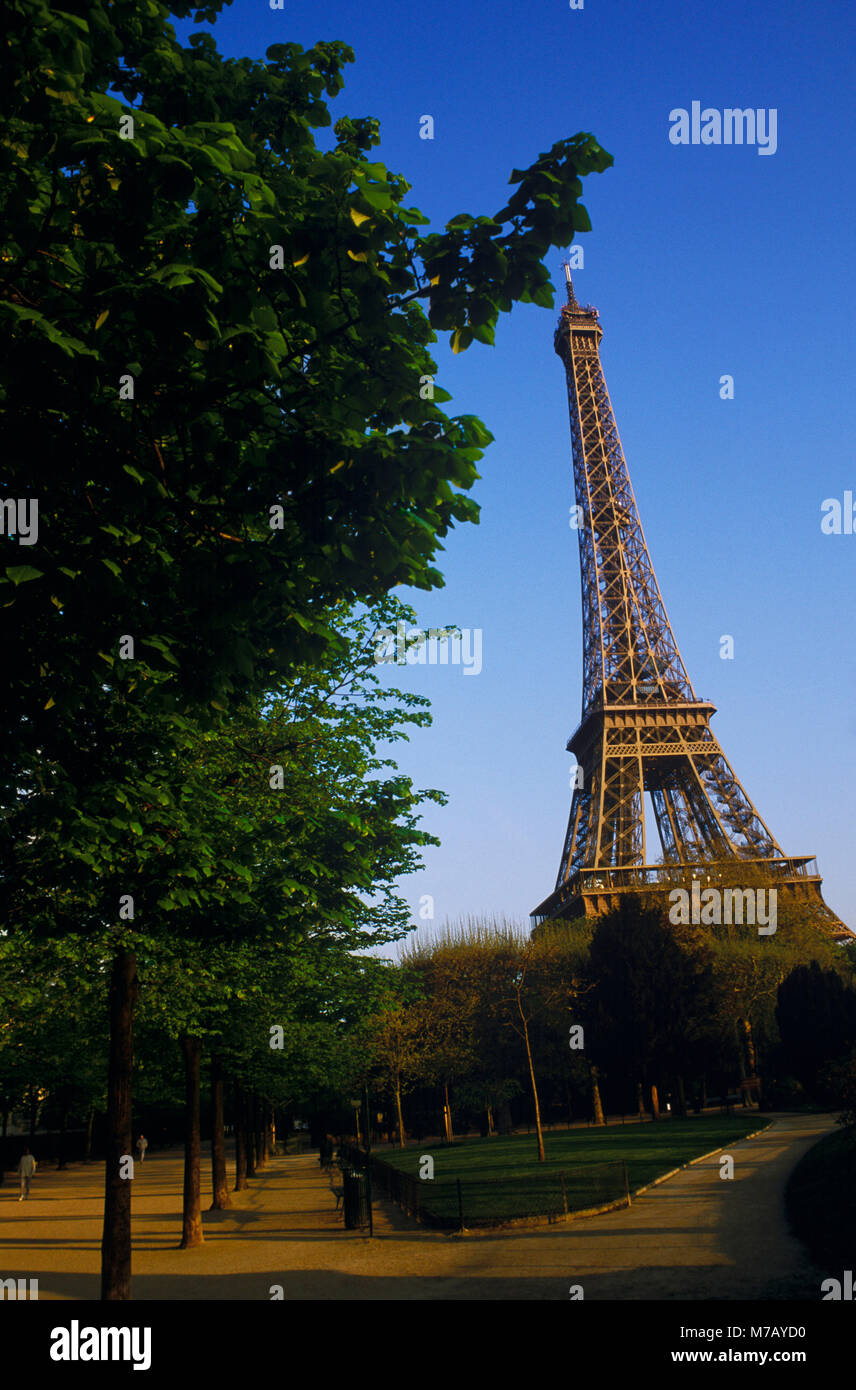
372 1115 766 1227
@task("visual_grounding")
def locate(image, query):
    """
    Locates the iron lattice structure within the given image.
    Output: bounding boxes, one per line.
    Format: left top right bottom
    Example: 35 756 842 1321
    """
532 270 849 939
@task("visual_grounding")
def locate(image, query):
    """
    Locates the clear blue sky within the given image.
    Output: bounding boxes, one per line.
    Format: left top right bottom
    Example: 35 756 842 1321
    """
178 0 856 935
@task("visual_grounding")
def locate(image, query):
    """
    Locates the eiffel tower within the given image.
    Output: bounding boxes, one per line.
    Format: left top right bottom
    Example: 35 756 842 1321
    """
531 268 849 940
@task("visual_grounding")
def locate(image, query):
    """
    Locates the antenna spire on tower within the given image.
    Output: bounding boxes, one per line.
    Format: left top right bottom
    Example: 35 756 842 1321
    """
563 261 578 306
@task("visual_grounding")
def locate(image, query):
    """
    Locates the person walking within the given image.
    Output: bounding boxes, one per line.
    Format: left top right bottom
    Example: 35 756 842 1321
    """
135 1134 148 1164
17 1147 36 1201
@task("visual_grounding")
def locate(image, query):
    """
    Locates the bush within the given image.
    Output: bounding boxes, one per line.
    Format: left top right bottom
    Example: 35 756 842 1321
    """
818 1049 856 1128
786 1127 856 1270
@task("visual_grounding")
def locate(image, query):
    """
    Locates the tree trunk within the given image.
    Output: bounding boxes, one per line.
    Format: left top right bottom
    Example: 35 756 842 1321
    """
261 1101 271 1167
101 948 138 1301
179 1034 204 1248
486 1102 495 1136
233 1084 248 1191
250 1093 258 1170
2 1107 8 1139
522 1020 546 1162
210 1056 232 1210
741 1017 760 1107
85 1105 95 1160
693 1077 706 1114
590 1065 605 1126
443 1083 453 1143
675 1073 688 1118
28 1084 38 1141
636 1080 646 1120
735 1018 748 1081
650 1083 660 1120
394 1082 406 1148
252 1094 265 1172
57 1091 69 1168
244 1090 256 1179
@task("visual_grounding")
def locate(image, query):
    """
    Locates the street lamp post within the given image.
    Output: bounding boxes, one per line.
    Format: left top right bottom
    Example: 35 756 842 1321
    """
349 1097 361 1147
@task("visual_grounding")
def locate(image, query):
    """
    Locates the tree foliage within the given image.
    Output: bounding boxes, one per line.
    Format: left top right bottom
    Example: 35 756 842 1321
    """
776 961 856 1099
1 0 612 778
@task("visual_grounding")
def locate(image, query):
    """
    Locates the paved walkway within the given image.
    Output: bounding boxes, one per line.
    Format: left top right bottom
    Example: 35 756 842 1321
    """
0 1113 836 1300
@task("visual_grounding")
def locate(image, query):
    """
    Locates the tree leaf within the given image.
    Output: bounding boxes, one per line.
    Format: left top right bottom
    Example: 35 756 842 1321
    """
5 566 43 584
450 327 473 355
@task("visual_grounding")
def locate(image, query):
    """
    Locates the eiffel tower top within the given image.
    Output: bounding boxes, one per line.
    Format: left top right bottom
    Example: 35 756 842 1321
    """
562 262 598 318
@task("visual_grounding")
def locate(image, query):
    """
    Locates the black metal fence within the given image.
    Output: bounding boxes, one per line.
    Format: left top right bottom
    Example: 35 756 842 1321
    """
337 1143 628 1230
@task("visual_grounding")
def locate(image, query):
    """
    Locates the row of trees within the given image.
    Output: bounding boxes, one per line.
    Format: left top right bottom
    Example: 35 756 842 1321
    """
0 849 409 1226
2 0 613 1296
355 901 856 1161
7 894 854 1202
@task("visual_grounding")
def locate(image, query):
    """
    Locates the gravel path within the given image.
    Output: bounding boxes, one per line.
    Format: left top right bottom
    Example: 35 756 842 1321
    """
0 1112 836 1300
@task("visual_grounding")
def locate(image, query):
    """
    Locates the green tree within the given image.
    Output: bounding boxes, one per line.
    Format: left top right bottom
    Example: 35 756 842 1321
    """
0 936 109 1157
2 1 610 749
1 594 443 1291
776 962 856 1100
357 992 431 1148
401 927 487 1141
404 919 579 1159
586 897 721 1117
2 0 610 1298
